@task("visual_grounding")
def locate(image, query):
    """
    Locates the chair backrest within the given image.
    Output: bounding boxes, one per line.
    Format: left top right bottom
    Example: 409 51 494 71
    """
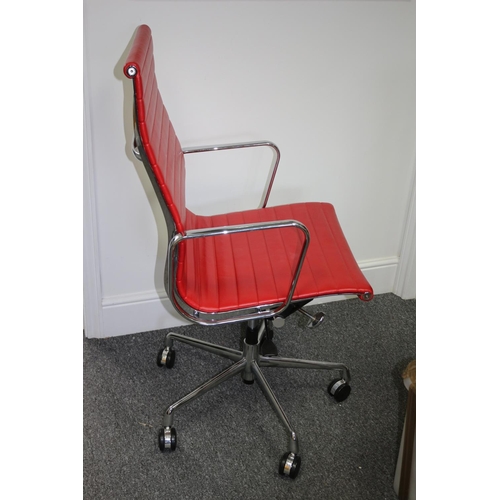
124 25 187 236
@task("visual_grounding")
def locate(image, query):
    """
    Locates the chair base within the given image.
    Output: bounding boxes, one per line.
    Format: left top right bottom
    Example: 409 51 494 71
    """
157 320 350 479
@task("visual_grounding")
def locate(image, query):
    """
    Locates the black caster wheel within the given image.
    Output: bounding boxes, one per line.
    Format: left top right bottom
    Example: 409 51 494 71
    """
328 378 351 402
279 452 301 479
158 427 177 452
156 347 175 368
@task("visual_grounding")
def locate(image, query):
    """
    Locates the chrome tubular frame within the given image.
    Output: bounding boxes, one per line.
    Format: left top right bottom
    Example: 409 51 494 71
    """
167 219 310 325
182 140 281 208
131 120 307 326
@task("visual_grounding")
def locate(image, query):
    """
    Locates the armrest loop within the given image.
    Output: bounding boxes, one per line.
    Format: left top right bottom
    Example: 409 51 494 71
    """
167 219 309 324
182 141 280 208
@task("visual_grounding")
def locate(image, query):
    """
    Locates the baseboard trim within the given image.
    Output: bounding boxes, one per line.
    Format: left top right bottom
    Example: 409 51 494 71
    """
91 257 398 338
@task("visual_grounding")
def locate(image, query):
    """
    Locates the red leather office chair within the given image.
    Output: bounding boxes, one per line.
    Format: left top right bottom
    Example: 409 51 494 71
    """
124 25 373 479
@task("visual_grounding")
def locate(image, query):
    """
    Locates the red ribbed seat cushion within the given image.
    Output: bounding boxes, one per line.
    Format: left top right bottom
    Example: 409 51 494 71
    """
178 203 372 313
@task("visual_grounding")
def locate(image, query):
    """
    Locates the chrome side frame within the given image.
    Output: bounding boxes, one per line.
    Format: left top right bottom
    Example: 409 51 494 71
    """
131 113 303 325
167 220 310 325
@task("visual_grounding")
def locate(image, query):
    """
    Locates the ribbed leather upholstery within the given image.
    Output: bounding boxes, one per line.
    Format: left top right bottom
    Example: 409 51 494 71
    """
125 25 373 315
182 203 373 312
124 25 187 231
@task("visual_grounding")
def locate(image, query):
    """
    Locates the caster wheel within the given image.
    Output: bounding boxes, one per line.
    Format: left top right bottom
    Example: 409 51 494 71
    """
279 452 301 479
328 378 351 402
156 347 175 368
158 427 177 452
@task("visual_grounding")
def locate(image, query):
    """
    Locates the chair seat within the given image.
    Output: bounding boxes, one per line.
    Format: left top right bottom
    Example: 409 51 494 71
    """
178 202 373 313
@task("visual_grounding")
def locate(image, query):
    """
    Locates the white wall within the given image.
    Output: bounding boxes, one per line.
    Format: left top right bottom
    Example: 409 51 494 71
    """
83 0 416 338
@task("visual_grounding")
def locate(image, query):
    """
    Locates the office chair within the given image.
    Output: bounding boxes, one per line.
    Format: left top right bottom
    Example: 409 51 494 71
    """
123 25 373 479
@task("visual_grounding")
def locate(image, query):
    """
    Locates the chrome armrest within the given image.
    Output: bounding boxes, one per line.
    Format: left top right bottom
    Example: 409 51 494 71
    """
167 219 310 323
182 141 280 208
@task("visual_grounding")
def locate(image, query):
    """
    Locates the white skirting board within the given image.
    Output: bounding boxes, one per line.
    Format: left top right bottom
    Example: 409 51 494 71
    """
85 256 399 339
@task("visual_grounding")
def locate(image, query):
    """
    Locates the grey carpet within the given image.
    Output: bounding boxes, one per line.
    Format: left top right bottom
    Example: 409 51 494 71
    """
84 293 415 499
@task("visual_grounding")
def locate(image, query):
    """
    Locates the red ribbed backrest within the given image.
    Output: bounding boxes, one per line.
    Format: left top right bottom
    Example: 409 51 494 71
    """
124 25 187 233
